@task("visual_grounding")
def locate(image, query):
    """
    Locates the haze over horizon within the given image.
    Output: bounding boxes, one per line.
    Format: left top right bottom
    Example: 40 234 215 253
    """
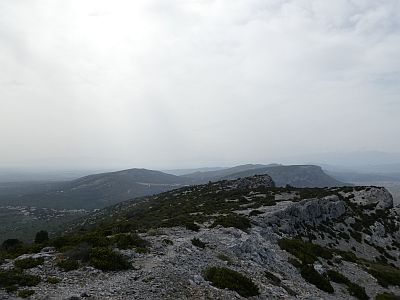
1 0 400 170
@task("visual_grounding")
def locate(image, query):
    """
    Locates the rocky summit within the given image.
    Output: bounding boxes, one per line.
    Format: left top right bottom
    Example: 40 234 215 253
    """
1 175 400 299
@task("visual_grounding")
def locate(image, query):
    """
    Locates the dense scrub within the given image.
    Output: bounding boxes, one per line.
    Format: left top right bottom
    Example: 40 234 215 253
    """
203 266 259 298
279 238 398 297
89 247 131 271
0 269 41 291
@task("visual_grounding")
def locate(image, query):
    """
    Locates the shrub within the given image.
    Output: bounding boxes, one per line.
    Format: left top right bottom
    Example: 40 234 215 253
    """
203 266 259 298
64 243 91 262
350 230 362 243
185 222 200 232
57 259 80 271
347 282 368 300
113 233 149 250
0 269 41 288
135 247 148 254
17 289 35 298
300 265 334 293
191 238 206 249
211 214 251 231
14 257 44 269
327 270 349 284
89 247 130 271
47 277 61 284
278 238 333 264
327 270 368 300
1 239 23 252
217 253 233 265
376 292 400 300
34 230 49 244
249 210 263 217
162 239 173 246
265 271 281 285
367 263 400 288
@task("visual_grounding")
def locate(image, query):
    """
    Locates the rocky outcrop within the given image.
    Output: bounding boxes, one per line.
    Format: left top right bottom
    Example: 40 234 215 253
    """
346 187 393 210
233 174 275 189
257 195 346 234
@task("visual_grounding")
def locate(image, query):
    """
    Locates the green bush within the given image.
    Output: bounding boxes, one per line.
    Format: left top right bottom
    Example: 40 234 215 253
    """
2 239 22 251
376 292 400 300
367 264 400 288
327 270 349 284
278 238 333 264
14 257 44 269
327 270 368 300
300 265 333 293
89 247 131 271
211 214 251 231
34 230 49 244
162 239 173 246
47 277 61 284
347 282 368 300
203 266 259 298
265 270 281 285
217 253 233 265
113 233 149 250
249 210 263 216
0 269 41 288
64 243 91 262
17 289 35 298
191 238 206 249
57 259 80 271
185 222 200 232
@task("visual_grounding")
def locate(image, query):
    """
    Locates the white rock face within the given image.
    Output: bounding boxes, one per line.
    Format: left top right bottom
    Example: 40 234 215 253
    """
349 187 393 210
235 174 275 189
257 195 346 234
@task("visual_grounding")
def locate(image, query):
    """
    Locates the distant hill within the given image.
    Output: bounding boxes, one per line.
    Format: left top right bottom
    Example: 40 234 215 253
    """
181 164 275 181
0 164 348 210
163 167 227 176
0 169 189 210
182 164 346 187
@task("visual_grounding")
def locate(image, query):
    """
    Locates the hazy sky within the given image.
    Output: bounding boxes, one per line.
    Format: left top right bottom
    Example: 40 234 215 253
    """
1 0 400 169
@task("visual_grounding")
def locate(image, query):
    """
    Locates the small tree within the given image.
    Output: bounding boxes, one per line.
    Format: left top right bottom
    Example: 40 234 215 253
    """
34 230 49 244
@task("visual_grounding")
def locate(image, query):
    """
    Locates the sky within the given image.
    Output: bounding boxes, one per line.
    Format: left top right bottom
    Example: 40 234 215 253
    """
1 0 400 170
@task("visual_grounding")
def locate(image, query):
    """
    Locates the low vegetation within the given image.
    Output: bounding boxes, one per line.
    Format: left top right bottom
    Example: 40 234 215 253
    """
57 259 80 271
14 257 44 269
191 238 206 249
203 266 259 298
47 277 61 284
217 253 233 265
89 247 131 271
264 271 281 285
211 214 251 231
0 268 41 291
375 293 400 300
366 263 400 288
17 289 35 298
300 265 334 293
327 270 368 300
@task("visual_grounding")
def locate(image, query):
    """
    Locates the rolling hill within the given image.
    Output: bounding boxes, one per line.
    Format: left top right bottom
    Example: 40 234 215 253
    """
182 164 346 187
0 169 189 210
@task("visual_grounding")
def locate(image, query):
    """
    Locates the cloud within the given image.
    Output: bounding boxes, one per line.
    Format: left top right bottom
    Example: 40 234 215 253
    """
0 0 399 168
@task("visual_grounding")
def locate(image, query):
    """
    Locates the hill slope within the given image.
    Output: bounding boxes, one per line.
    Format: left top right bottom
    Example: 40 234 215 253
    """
2 175 399 299
0 168 188 209
183 164 346 187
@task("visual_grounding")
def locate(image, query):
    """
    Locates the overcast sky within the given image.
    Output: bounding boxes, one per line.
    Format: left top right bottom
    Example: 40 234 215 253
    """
1 0 400 169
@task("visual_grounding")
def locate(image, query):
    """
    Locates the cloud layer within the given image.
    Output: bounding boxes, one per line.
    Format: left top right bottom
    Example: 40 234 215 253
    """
1 0 399 168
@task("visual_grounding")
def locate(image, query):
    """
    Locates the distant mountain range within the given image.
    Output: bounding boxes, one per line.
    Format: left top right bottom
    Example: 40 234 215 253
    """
0 164 347 210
